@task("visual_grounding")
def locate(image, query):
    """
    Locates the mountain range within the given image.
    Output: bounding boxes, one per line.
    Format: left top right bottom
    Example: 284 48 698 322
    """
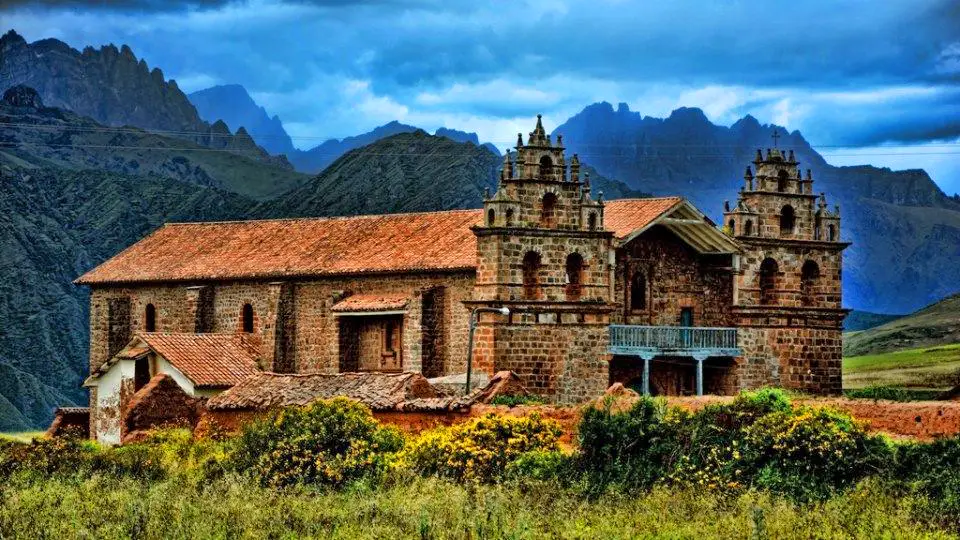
184 84 500 174
0 29 958 429
554 102 960 313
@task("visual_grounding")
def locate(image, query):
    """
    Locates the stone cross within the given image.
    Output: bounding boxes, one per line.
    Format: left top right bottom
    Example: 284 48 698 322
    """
771 129 780 147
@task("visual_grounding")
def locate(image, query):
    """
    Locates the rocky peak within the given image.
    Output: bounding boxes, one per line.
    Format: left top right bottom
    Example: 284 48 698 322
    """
2 85 43 109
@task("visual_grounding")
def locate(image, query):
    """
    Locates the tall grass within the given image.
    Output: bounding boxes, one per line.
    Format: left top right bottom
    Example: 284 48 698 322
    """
0 474 951 539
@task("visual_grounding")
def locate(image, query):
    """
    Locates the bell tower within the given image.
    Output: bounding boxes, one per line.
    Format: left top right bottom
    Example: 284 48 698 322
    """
723 131 849 394
469 115 614 403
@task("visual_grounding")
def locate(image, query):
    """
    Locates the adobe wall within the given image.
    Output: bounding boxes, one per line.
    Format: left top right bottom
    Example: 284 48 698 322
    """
195 397 960 444
612 226 734 326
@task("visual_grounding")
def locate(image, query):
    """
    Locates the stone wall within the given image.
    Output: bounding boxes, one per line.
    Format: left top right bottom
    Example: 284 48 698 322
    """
88 271 475 378
736 323 843 394
486 318 610 404
612 225 734 326
736 241 843 309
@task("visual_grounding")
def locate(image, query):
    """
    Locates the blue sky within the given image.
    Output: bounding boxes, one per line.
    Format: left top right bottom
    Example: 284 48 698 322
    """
4 0 960 193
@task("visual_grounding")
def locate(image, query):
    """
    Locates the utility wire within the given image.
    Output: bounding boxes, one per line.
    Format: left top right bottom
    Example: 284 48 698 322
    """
3 141 959 158
2 122 959 151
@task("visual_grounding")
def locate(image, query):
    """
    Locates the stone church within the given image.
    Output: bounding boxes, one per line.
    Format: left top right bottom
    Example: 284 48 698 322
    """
76 116 848 444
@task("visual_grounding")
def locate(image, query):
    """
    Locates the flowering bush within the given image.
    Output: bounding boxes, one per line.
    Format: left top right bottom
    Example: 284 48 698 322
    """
230 397 404 488
738 406 892 501
399 413 561 483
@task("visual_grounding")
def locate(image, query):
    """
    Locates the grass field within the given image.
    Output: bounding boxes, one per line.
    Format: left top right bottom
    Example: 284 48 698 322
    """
0 475 953 539
843 343 960 390
0 432 44 443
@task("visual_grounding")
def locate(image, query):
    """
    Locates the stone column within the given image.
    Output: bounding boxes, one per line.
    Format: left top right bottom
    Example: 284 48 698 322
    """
263 282 296 373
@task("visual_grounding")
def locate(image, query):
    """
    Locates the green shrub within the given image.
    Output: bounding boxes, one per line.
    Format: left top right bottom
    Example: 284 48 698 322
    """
230 398 404 488
895 435 960 531
505 449 576 485
0 436 97 480
399 413 562 483
844 385 941 402
576 397 686 492
488 394 545 407
737 406 893 501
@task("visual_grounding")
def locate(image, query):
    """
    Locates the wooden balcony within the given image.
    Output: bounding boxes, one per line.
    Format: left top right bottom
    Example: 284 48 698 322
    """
609 325 742 396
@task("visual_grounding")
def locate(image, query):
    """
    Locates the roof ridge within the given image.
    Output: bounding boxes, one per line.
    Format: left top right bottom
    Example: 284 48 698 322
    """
607 196 684 202
163 207 484 227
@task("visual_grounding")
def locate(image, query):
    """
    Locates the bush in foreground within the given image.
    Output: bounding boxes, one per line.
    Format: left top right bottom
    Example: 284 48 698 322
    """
230 397 404 488
399 412 562 483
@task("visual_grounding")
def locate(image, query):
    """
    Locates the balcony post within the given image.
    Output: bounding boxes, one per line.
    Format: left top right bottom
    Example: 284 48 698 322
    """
642 356 651 396
696 358 704 396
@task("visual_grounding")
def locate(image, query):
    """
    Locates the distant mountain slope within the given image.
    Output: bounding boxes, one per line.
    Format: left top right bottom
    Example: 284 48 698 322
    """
844 310 904 332
287 121 419 173
0 30 290 170
188 84 296 156
262 130 643 218
844 293 960 357
0 159 253 430
554 101 960 313
0 85 308 200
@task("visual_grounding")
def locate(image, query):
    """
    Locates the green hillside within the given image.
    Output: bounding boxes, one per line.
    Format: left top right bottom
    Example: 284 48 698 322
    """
844 293 960 357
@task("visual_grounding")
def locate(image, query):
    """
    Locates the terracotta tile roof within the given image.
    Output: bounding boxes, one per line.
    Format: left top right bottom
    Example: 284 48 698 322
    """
206 371 464 411
603 197 682 238
331 293 411 313
76 198 685 285
138 333 260 389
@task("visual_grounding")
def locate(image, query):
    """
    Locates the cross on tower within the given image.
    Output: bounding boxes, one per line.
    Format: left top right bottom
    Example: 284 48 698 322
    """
771 129 780 147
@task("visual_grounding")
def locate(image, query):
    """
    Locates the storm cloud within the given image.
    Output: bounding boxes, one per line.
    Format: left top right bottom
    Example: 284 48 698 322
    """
2 0 959 190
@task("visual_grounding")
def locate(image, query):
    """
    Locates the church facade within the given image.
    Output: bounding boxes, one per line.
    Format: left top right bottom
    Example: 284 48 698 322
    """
76 116 848 444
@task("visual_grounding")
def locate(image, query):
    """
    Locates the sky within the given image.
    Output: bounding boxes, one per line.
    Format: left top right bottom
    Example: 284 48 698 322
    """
4 0 960 193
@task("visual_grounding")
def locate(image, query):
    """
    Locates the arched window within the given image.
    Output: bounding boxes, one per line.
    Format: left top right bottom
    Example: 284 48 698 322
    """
505 208 514 226
588 212 597 231
539 155 553 179
779 205 795 236
801 260 820 306
814 217 822 240
487 208 496 226
759 258 779 305
540 193 557 228
241 303 254 333
565 253 584 301
828 224 836 242
777 170 790 192
727 219 735 235
744 219 754 236
145 303 156 332
522 251 541 300
630 271 646 311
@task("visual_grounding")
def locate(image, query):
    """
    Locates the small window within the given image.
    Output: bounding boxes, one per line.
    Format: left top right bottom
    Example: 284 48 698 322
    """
505 208 514 226
828 224 836 242
801 260 820 306
588 212 597 231
630 271 646 311
814 217 822 241
539 155 553 179
541 193 557 228
777 170 789 192
241 303 254 333
780 205 795 236
522 251 541 299
487 208 496 226
727 219 735 235
145 303 156 332
565 253 584 301
385 321 395 352
744 219 753 236
759 258 779 306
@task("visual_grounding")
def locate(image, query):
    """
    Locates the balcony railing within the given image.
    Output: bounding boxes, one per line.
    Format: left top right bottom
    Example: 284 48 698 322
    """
609 325 740 359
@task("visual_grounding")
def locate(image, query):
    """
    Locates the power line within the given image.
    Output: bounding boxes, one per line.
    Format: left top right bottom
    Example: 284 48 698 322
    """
2 121 959 150
3 141 960 158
